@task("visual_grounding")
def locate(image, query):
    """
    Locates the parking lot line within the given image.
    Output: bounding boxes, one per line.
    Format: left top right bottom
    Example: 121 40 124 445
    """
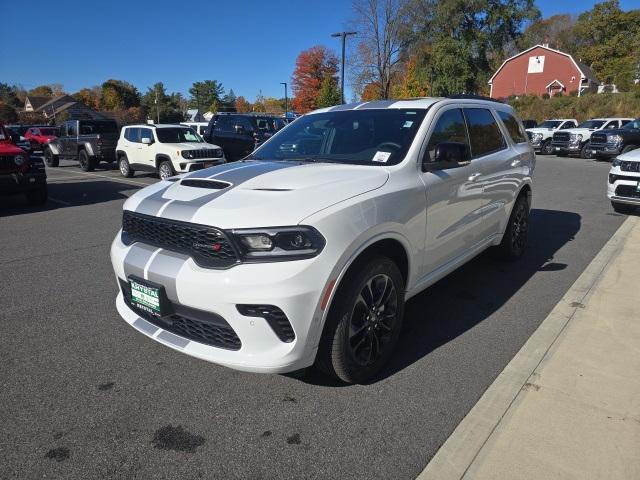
45 168 152 187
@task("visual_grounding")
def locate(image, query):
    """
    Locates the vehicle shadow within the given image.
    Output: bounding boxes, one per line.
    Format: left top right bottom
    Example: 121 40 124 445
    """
0 179 141 217
300 208 581 387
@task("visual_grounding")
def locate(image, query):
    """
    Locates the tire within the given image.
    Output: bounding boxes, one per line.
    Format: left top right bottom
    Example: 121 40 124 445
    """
316 255 405 384
580 142 593 159
118 155 134 178
44 148 59 167
611 201 635 214
25 185 48 206
621 145 638 155
495 194 529 260
79 150 95 172
158 160 174 180
541 139 553 155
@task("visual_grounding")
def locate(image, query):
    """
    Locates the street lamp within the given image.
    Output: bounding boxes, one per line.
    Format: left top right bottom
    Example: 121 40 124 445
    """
280 82 288 118
331 31 357 104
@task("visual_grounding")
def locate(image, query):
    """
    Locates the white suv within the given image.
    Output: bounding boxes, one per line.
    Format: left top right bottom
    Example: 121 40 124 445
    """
116 124 225 180
607 148 640 213
526 119 577 155
110 97 534 383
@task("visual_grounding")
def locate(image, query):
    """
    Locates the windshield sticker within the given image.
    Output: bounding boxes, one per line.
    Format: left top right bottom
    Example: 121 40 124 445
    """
372 151 392 163
403 121 414 128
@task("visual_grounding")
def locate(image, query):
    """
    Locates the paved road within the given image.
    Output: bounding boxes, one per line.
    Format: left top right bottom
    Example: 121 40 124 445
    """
0 156 627 479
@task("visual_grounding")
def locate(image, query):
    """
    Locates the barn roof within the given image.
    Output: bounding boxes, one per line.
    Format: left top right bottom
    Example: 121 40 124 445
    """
488 44 599 85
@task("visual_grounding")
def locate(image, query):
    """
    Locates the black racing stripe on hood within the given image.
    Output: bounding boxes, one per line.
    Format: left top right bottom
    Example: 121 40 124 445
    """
133 182 174 217
157 161 300 221
186 160 262 179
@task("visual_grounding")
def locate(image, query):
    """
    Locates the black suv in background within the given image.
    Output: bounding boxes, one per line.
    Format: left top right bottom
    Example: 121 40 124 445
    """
203 114 286 161
591 118 640 160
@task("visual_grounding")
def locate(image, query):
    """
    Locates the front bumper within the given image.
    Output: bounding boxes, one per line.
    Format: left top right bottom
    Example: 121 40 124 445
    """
0 171 46 195
110 233 329 373
607 171 640 205
590 143 621 158
179 158 226 173
551 141 581 154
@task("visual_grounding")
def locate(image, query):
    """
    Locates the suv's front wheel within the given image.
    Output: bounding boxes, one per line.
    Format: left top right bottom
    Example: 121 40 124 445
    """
118 155 135 178
541 139 553 155
44 148 59 167
317 255 405 384
158 160 174 180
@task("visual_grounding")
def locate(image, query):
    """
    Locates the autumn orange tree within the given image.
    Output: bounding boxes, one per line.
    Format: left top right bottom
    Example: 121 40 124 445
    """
291 45 339 113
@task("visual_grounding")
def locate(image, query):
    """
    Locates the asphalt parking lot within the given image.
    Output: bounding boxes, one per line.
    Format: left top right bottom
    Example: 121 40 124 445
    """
0 155 627 479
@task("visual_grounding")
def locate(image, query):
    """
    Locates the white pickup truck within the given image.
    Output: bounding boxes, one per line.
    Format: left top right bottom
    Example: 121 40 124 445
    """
551 118 633 159
526 119 577 155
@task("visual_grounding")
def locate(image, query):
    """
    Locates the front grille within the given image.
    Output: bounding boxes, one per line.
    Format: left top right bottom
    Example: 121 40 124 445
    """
119 279 241 350
590 133 607 145
553 132 570 142
122 211 239 269
187 149 221 159
620 161 640 173
615 184 640 199
237 305 295 342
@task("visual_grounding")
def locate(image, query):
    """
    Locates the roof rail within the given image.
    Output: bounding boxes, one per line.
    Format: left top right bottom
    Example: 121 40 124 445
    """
447 94 504 104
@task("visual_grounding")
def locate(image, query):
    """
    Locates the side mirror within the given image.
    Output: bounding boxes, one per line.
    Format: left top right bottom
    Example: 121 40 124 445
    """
141 137 153 145
422 142 471 172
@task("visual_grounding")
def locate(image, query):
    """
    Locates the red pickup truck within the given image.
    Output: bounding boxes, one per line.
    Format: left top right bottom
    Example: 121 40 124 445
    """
23 125 59 152
0 124 48 205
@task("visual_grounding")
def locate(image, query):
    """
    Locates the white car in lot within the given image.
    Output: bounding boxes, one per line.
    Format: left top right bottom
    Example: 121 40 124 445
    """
607 148 640 213
551 118 633 159
116 124 225 180
110 97 535 383
526 119 577 155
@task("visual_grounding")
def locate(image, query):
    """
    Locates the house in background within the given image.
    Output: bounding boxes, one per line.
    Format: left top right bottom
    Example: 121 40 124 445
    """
489 44 599 99
23 95 107 121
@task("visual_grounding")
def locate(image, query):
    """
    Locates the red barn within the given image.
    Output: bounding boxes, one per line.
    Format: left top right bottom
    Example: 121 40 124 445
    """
489 44 599 99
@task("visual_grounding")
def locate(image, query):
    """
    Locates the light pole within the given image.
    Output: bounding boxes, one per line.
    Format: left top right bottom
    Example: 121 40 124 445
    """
280 82 288 118
331 31 357 104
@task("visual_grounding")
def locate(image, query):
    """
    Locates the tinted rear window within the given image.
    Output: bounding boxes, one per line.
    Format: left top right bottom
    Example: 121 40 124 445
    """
464 108 505 157
80 121 118 134
498 111 527 143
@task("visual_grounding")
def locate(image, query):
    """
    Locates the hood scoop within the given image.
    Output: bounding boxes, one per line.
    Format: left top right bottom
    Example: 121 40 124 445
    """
181 179 231 190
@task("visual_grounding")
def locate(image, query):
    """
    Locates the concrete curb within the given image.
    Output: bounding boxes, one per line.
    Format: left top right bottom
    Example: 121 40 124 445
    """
417 215 638 480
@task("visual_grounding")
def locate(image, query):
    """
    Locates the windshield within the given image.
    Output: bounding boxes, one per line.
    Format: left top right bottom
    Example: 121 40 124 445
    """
577 120 605 129
623 119 640 130
540 120 562 128
40 128 58 136
156 127 202 143
250 109 427 166
80 121 117 134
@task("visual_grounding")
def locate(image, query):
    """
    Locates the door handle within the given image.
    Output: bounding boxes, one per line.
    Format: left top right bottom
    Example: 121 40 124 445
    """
468 172 482 181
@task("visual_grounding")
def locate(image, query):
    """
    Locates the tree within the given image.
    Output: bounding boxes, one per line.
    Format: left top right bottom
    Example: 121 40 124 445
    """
100 79 141 110
189 80 225 110
518 14 577 53
0 103 18 123
73 87 101 109
573 0 640 91
291 45 339 113
221 89 237 112
141 82 184 123
351 0 409 100
0 83 21 108
316 76 341 107
393 53 429 97
28 85 54 97
235 96 252 112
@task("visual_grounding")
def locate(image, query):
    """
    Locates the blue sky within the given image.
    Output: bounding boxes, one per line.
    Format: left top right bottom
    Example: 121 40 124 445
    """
2 0 638 102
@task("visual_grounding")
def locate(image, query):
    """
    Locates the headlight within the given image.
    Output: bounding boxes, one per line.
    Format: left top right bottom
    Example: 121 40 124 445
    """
181 150 195 159
612 157 623 167
231 226 325 261
570 134 582 143
213 148 223 158
607 134 623 144
13 155 25 166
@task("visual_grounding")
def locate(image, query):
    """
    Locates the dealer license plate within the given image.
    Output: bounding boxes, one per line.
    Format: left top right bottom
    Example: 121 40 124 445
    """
130 279 162 316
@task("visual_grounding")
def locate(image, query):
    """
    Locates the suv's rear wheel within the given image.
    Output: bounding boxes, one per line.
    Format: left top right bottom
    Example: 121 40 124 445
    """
119 155 134 178
541 139 553 155
79 150 95 172
495 194 529 260
44 148 59 167
317 255 405 384
611 201 636 214
158 160 174 180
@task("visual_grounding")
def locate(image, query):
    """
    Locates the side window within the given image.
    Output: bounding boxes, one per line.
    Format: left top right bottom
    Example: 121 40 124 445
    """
140 128 153 142
79 122 93 135
463 108 506 157
215 116 235 133
604 121 617 129
498 111 527 144
125 128 140 142
235 117 254 133
620 120 631 127
426 108 468 162
67 122 76 136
